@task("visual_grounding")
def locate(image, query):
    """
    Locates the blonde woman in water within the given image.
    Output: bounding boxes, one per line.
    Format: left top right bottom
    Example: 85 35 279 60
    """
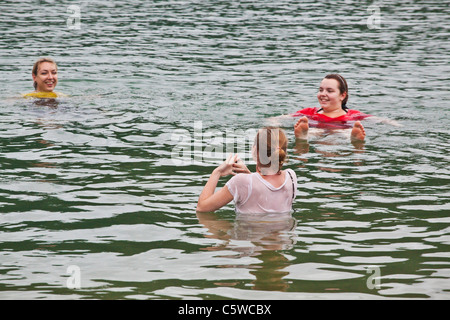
197 127 297 214
23 57 67 99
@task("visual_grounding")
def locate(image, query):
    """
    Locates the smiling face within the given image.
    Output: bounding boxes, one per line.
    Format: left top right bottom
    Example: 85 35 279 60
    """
317 78 346 110
32 61 58 92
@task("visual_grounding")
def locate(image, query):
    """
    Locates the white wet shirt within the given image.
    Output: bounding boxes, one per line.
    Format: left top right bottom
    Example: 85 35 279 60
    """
226 169 297 214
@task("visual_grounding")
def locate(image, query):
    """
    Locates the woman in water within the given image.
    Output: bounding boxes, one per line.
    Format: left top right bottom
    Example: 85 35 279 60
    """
197 127 297 214
268 74 400 144
293 74 369 142
23 57 67 98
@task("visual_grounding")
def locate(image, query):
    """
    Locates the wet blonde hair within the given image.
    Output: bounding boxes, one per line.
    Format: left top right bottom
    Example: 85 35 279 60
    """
32 57 57 90
255 127 288 175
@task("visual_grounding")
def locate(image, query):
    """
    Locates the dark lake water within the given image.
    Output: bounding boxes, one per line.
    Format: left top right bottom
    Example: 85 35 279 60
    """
0 0 449 299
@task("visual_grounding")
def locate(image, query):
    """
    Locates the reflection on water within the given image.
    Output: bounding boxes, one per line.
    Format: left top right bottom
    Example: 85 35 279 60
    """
197 212 297 292
30 98 60 109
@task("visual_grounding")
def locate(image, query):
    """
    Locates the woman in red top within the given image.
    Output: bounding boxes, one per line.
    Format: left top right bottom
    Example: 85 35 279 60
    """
293 74 368 141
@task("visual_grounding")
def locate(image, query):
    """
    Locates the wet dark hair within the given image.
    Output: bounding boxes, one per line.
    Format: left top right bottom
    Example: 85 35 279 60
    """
324 74 349 111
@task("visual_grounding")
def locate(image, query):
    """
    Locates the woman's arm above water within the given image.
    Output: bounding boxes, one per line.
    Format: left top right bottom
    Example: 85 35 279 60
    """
196 154 248 213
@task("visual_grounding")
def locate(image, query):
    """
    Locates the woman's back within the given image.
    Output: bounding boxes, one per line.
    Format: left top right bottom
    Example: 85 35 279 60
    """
226 169 297 214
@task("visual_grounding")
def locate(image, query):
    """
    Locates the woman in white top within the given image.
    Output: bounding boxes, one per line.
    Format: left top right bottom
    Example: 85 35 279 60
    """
196 127 297 214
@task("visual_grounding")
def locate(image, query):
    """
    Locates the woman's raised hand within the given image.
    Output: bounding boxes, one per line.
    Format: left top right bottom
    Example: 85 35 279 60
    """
232 156 251 174
214 154 251 177
214 154 239 177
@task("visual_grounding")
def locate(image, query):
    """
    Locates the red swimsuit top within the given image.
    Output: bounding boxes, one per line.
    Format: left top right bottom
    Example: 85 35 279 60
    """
291 107 372 128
